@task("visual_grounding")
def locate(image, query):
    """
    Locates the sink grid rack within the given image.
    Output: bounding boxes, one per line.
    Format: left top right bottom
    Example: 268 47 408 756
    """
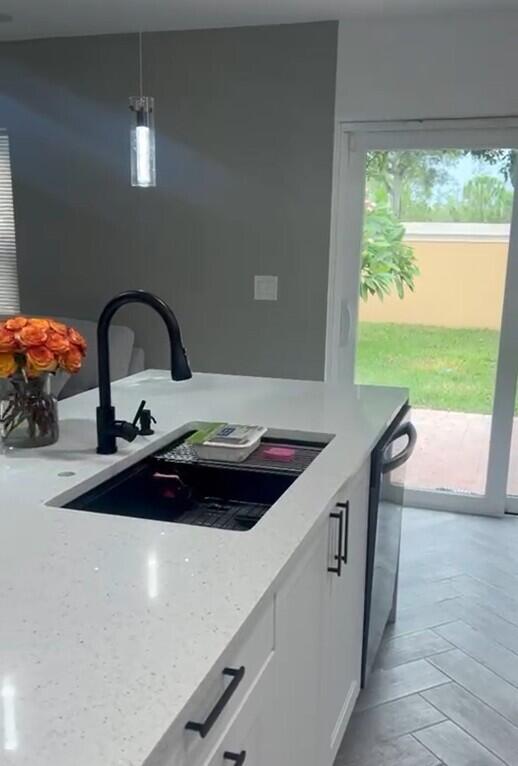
153 438 323 476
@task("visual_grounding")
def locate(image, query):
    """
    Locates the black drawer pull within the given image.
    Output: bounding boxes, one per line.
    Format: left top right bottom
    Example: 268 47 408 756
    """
337 501 349 564
224 751 247 764
328 510 344 577
185 666 245 738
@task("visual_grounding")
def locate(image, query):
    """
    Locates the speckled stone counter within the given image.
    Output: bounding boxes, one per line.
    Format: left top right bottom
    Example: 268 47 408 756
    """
0 371 407 765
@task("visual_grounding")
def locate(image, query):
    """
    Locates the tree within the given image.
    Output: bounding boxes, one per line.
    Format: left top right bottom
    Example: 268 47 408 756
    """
459 175 513 222
366 150 459 218
398 174 513 223
361 149 516 302
367 149 517 223
465 149 518 188
360 202 419 302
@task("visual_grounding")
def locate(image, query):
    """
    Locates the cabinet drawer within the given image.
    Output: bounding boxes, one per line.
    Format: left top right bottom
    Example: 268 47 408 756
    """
202 652 275 766
151 598 274 766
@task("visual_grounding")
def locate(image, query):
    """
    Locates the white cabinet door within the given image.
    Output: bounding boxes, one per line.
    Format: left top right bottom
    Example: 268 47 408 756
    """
273 522 329 766
320 459 370 765
272 458 371 766
202 654 277 766
153 600 274 766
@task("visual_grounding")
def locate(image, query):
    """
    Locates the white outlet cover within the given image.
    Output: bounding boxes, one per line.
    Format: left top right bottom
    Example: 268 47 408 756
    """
254 275 278 301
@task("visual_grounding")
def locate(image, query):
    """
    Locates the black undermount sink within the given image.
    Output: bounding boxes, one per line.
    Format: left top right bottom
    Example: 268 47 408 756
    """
62 433 325 531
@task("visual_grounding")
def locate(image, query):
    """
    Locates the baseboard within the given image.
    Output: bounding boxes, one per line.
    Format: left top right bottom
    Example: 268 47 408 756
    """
330 679 359 755
403 488 503 517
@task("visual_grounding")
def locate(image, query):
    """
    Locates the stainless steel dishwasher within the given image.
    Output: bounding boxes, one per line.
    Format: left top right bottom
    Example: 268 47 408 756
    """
362 403 417 686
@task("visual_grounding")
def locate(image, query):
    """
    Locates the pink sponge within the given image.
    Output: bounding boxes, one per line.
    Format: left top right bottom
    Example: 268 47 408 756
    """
263 446 296 462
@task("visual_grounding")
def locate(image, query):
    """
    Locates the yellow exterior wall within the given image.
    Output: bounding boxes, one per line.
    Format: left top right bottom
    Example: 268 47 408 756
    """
360 238 508 330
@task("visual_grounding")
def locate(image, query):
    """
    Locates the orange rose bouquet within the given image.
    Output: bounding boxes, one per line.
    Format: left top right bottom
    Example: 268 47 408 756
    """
0 316 87 448
0 316 87 379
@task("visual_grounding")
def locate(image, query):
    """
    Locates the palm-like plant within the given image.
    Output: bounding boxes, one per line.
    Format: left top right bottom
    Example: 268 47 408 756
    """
360 202 419 301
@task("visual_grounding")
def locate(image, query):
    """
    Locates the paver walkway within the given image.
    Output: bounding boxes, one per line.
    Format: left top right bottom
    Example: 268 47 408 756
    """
405 408 518 496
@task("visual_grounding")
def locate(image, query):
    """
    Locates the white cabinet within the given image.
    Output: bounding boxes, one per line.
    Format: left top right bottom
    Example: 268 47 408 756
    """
168 458 371 766
273 458 370 766
320 460 370 763
273 525 328 766
152 600 274 766
202 654 276 766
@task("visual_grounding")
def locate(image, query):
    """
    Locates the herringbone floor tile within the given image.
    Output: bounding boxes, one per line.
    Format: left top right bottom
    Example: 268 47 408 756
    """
335 508 518 766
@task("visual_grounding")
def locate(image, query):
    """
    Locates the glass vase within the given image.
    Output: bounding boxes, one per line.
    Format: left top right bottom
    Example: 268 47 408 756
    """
0 373 59 449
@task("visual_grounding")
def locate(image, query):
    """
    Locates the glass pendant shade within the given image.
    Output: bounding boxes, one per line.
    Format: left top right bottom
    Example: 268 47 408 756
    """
129 96 156 188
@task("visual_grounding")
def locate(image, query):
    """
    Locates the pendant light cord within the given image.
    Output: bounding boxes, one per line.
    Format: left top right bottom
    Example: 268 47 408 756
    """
138 32 144 98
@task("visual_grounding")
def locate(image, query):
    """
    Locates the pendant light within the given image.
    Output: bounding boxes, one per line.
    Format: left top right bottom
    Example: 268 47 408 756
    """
129 33 156 188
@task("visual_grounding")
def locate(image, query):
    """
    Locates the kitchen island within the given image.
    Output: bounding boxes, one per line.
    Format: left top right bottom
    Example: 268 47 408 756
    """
0 371 407 766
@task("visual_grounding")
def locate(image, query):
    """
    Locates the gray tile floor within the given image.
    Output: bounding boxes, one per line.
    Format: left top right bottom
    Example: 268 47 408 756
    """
335 507 518 766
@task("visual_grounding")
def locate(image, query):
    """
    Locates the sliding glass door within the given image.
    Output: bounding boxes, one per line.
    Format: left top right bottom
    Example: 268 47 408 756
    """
506 394 518 513
327 122 518 515
500 204 518 515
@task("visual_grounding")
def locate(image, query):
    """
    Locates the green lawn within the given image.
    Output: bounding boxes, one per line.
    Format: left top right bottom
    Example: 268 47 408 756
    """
356 322 500 414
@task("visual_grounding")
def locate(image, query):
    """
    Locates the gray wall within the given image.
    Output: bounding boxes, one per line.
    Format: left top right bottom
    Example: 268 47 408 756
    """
336 11 518 121
0 22 337 379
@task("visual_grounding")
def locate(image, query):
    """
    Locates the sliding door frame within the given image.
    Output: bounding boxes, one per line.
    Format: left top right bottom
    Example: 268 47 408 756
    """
326 117 518 516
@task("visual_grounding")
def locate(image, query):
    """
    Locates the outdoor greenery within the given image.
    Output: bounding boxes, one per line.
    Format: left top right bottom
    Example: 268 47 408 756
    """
356 322 500 414
360 202 419 301
366 150 458 219
469 148 518 187
357 150 517 414
399 174 514 223
366 149 517 223
359 148 516 302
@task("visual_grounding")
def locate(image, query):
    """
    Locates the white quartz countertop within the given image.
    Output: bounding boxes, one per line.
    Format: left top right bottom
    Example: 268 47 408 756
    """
0 371 407 766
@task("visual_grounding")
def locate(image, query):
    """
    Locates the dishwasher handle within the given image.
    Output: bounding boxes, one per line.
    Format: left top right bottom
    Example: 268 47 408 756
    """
381 422 417 474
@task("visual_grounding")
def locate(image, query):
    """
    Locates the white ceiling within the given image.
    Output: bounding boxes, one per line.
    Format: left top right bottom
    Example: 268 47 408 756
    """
1 0 518 41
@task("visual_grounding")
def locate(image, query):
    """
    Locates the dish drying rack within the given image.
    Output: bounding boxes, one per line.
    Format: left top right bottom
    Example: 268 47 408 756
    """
153 436 323 475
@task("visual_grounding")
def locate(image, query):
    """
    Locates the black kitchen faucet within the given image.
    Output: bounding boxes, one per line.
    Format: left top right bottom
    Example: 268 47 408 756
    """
96 290 191 454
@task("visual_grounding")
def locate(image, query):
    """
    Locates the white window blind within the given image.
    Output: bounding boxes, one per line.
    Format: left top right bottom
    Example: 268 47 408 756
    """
0 132 20 314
